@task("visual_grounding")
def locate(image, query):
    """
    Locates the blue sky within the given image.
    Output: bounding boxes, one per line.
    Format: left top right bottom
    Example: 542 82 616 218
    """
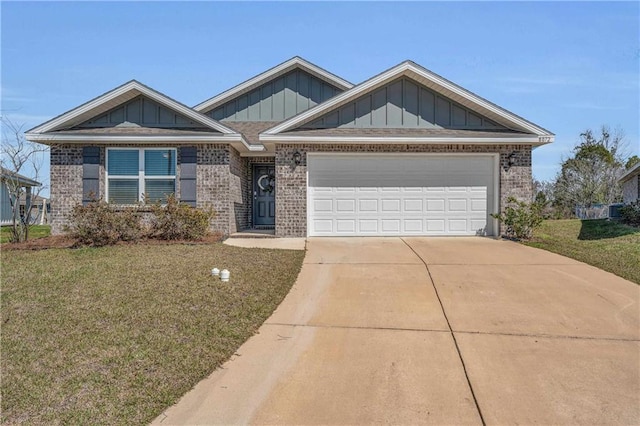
2 2 639 197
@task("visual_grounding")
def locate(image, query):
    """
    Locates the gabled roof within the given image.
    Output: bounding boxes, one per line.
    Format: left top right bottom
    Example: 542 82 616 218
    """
619 162 640 183
262 61 555 144
193 56 354 113
26 80 238 135
1 167 41 187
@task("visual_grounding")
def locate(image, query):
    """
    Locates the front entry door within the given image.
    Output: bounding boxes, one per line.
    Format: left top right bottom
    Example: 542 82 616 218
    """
253 164 275 227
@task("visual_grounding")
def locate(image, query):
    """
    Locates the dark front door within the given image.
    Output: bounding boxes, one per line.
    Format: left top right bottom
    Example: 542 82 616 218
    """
253 164 275 227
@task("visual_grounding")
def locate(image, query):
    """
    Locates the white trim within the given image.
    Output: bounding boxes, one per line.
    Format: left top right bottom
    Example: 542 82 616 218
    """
618 162 640 183
263 61 554 137
304 152 500 237
25 132 266 152
105 147 177 204
193 57 353 112
260 134 549 145
240 152 276 158
28 80 238 135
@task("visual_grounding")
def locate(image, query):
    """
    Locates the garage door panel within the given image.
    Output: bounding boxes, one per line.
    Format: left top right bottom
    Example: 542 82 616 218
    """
359 220 378 233
336 199 356 212
426 219 445 232
381 199 401 212
336 220 356 232
313 199 333 212
381 219 401 233
404 199 423 212
448 199 468 212
426 199 446 212
359 199 378 212
308 155 495 237
404 219 424 233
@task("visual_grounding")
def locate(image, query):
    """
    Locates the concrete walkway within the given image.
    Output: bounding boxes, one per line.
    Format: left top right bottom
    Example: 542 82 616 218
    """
153 237 640 425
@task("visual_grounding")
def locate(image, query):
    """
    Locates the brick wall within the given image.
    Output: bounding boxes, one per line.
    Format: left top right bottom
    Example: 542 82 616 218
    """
50 144 84 234
196 144 231 234
229 147 249 233
275 143 533 237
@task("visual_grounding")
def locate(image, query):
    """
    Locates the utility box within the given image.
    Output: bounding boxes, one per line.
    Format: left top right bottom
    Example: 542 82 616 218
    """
609 203 624 220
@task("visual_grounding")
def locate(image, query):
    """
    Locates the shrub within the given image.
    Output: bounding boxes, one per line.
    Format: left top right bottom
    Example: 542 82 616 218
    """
619 201 640 227
491 197 545 240
66 201 143 246
149 195 214 240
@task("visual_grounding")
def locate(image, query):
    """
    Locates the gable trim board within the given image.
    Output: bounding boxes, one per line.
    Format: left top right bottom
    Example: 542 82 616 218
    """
194 56 354 113
263 61 554 142
260 135 541 144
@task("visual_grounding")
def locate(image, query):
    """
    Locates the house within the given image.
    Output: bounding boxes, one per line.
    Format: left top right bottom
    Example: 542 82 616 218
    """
19 194 50 225
25 57 554 237
1 167 42 225
619 163 640 204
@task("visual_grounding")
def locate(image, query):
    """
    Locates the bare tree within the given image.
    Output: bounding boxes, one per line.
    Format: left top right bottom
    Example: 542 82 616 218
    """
1 117 49 242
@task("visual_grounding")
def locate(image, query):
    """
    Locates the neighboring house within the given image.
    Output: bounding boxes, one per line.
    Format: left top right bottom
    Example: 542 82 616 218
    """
1 167 41 225
619 163 640 204
19 194 50 225
26 57 554 237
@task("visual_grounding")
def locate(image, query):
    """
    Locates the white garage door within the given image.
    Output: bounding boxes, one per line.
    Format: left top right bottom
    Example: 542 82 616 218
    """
307 154 497 237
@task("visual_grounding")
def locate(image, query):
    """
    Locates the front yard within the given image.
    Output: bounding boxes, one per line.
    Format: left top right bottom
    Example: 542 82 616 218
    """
526 219 640 284
0 225 51 243
1 243 305 425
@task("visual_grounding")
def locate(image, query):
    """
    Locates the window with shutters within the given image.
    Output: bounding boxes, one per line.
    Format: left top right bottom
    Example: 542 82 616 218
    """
106 148 176 204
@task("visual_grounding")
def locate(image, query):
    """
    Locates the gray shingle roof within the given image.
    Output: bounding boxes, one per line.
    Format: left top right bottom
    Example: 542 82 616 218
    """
221 121 276 145
280 128 531 138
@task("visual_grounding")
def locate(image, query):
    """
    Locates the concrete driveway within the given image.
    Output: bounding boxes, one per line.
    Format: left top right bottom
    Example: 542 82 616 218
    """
154 237 640 425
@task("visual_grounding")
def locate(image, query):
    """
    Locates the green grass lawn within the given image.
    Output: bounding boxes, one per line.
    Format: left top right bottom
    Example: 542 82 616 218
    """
0 225 51 243
526 219 640 284
1 243 305 425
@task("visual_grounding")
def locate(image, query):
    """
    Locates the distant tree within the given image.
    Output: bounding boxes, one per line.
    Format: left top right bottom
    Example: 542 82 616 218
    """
1 117 48 242
625 155 640 170
553 126 627 213
533 179 554 203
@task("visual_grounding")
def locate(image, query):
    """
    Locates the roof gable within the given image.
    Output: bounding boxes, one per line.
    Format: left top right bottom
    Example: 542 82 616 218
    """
75 95 207 129
27 80 236 135
263 61 554 140
302 77 506 130
193 57 353 115
206 69 345 122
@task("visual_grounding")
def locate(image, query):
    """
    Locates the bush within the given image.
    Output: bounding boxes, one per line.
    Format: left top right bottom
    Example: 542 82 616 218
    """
149 195 214 240
491 197 545 240
619 201 640 227
66 201 143 247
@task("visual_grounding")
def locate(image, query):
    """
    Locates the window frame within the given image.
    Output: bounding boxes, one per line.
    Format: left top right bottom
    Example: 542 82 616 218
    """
105 147 177 204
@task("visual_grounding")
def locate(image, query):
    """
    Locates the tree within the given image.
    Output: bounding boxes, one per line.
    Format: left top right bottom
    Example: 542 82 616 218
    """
625 155 640 170
553 126 627 213
1 117 49 242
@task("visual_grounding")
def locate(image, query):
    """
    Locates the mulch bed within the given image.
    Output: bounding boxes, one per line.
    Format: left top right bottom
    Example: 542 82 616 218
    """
1 233 224 251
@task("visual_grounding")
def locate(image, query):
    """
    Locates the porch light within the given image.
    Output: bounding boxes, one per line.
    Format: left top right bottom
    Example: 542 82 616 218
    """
293 151 302 166
507 151 519 169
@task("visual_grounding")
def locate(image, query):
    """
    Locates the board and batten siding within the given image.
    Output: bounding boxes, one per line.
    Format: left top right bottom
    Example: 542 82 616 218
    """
77 95 206 129
206 70 343 122
304 78 506 130
1 183 13 224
